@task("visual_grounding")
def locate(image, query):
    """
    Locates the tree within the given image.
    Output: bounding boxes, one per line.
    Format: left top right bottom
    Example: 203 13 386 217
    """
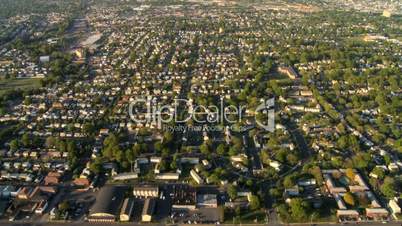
132 143 142 155
104 133 118 147
154 141 162 153
289 198 309 221
162 148 170 157
66 141 78 168
22 133 30 147
332 171 342 179
345 168 355 181
336 123 346 134
352 153 370 169
286 153 298 165
9 139 18 151
249 195 260 210
371 167 385 180
228 146 239 156
83 122 95 135
246 179 253 187
58 201 70 212
45 136 56 148
89 158 103 174
309 166 323 185
216 144 226 155
227 184 237 200
66 141 76 154
58 140 66 152
163 131 173 144
232 137 243 150
283 175 295 188
102 133 120 161
275 150 286 163
343 192 355 206
337 136 348 149
114 147 124 162
126 149 136 164
200 143 210 155
349 135 360 152
102 146 114 160
269 188 281 197
357 193 369 207
380 177 396 198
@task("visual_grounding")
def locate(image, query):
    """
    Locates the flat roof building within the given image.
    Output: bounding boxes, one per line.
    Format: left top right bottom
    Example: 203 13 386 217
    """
113 172 138 181
120 198 134 222
88 186 126 222
142 198 156 222
133 186 159 198
197 194 217 208
155 173 179 180
389 199 401 215
190 169 204 184
278 66 299 79
366 208 389 220
172 184 196 209
336 209 359 220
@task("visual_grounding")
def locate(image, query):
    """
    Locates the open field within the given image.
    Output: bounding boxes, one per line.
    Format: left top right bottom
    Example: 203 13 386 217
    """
0 77 41 96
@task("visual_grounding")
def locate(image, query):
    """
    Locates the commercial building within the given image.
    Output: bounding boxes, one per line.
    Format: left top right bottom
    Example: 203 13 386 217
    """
113 172 138 181
133 186 159 198
190 169 204 184
197 194 218 208
389 199 401 216
366 208 389 220
336 209 359 221
155 173 179 180
120 198 134 222
172 184 196 210
141 198 156 222
278 66 299 79
88 186 126 222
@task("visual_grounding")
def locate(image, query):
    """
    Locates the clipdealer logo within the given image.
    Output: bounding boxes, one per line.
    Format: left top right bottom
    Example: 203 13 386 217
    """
254 98 275 132
128 97 274 132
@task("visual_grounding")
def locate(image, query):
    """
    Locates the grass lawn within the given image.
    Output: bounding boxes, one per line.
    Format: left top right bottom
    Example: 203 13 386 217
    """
225 209 267 224
268 71 288 80
0 77 41 96
240 210 266 223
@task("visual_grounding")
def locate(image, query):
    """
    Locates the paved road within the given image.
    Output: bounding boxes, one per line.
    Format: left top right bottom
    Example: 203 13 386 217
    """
243 133 263 173
283 119 312 159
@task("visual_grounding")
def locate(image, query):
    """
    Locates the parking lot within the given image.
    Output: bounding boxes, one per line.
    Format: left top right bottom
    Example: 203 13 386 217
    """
171 207 221 224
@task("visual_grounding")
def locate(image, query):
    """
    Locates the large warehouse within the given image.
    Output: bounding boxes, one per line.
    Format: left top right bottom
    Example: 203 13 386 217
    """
88 186 127 222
